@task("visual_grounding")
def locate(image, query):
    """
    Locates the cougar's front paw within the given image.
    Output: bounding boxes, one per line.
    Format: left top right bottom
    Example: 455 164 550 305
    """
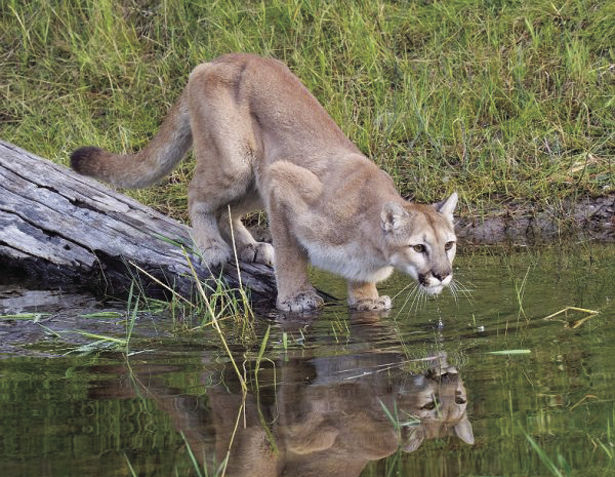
277 290 324 313
239 242 274 266
198 241 232 267
351 295 392 311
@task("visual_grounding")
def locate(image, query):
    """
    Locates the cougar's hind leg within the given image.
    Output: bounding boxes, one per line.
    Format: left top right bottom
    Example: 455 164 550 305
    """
188 150 257 267
187 133 252 267
188 194 232 267
186 62 258 267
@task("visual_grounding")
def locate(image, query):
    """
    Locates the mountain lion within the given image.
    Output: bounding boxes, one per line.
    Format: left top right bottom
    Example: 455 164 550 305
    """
71 53 458 312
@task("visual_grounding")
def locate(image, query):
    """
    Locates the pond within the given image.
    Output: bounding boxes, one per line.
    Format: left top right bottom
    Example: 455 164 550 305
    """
1 245 614 476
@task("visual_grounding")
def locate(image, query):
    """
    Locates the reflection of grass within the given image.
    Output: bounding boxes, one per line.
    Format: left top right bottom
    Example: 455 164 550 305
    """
487 349 531 355
595 406 615 461
514 264 532 319
79 311 123 318
124 454 138 477
180 431 206 477
253 325 279 456
524 431 570 477
379 399 421 435
59 283 142 355
178 245 252 477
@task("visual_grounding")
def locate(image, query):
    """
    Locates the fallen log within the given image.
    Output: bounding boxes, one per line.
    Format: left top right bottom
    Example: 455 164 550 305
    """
0 140 277 306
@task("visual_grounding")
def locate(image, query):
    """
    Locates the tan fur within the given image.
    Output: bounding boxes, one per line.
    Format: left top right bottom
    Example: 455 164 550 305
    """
205 353 473 477
71 53 458 311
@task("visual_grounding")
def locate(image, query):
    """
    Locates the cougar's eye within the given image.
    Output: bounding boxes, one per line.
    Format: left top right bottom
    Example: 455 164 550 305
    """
444 241 455 251
412 244 426 253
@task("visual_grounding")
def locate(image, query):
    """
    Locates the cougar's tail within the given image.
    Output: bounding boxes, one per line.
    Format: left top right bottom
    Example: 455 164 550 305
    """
71 91 192 188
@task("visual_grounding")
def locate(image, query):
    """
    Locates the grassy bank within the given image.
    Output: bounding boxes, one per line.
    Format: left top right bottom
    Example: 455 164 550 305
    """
1 0 613 221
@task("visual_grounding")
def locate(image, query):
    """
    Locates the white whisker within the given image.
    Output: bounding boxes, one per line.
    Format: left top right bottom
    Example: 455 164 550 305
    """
449 281 458 305
397 282 419 316
409 285 421 314
451 278 474 304
392 281 416 301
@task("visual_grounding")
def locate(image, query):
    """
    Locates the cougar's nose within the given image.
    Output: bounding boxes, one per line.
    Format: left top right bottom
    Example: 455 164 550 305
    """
432 271 450 282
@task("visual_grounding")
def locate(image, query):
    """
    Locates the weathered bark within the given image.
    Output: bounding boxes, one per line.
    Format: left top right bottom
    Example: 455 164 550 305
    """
0 140 277 305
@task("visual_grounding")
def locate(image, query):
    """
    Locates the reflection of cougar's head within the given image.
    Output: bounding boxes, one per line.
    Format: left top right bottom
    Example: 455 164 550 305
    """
398 367 474 452
280 356 473 459
204 352 474 477
380 193 457 296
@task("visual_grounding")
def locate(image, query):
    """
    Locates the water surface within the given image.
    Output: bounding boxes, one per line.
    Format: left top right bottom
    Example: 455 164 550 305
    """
1 245 614 476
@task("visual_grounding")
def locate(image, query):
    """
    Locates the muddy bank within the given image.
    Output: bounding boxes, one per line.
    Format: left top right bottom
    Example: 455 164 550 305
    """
453 194 614 245
0 286 173 358
250 194 615 246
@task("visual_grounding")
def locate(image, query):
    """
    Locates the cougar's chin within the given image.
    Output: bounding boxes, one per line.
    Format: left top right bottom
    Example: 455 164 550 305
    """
421 284 444 296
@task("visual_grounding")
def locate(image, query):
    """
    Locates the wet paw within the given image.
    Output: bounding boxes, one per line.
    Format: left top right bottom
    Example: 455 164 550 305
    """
351 295 392 311
277 290 324 313
239 242 274 266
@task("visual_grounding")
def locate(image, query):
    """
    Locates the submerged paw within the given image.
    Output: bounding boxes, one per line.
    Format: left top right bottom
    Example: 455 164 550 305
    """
351 295 392 311
277 291 324 313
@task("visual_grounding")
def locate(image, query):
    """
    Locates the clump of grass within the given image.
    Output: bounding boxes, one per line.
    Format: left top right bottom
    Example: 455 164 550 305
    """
129 252 254 338
57 251 256 356
1 0 612 221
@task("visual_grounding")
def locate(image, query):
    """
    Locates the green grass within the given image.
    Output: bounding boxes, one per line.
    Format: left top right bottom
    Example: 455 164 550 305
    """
1 0 613 220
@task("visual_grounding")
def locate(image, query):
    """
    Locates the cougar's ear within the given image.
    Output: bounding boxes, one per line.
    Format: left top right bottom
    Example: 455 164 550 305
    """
435 192 458 223
381 202 408 232
453 415 475 445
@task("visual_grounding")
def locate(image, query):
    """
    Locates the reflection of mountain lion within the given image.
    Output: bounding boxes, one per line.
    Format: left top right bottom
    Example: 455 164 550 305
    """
208 353 473 477
70 53 458 312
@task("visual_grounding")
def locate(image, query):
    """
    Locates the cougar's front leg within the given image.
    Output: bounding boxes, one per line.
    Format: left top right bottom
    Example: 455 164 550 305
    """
268 202 323 312
347 281 391 311
266 162 324 312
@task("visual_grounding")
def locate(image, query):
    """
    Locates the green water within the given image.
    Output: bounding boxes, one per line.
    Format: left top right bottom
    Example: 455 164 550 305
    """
1 245 614 476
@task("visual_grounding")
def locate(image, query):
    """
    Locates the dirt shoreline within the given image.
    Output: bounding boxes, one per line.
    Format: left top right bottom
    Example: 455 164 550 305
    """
453 194 615 245
252 194 615 245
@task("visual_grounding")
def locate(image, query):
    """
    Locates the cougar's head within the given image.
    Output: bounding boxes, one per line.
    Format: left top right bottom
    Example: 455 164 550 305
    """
380 193 458 296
